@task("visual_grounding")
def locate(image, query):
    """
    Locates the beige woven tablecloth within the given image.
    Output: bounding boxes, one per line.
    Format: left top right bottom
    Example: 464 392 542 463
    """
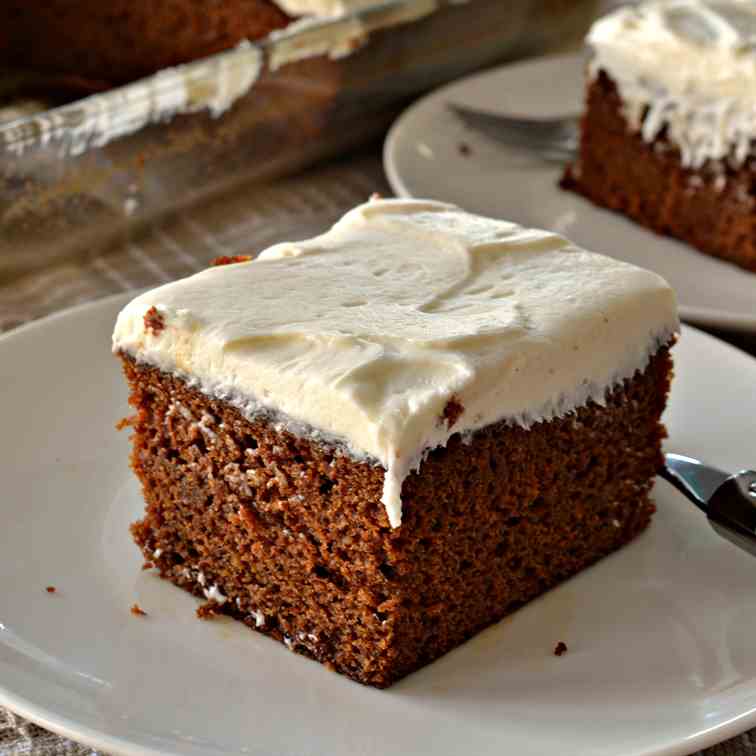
1 151 755 756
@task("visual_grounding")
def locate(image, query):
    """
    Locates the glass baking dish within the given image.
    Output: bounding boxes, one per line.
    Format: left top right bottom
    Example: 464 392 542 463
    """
0 0 597 279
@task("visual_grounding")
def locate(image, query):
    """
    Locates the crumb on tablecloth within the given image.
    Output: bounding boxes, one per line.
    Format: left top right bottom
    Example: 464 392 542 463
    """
211 255 253 267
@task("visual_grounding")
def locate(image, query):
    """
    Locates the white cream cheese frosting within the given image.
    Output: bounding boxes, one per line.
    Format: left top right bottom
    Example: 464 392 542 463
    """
4 42 263 159
588 0 756 168
113 198 679 527
265 0 438 69
275 0 380 16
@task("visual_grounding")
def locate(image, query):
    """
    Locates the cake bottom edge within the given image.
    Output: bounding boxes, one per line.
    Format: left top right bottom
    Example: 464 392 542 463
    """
131 503 655 689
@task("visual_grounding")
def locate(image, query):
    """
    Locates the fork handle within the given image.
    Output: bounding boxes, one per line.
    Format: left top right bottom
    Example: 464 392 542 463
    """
708 471 756 557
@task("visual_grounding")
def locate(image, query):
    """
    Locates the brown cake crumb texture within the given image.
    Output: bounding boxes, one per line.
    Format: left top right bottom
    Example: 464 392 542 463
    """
120 345 672 688
562 72 756 272
130 603 148 617
554 641 568 656
143 306 165 335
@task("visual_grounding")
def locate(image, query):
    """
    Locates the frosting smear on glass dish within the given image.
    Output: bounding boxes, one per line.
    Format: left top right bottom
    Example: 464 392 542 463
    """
276 0 381 16
113 198 679 527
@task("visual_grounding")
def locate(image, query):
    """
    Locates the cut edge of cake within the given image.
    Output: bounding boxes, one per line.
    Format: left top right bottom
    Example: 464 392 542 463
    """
119 340 674 687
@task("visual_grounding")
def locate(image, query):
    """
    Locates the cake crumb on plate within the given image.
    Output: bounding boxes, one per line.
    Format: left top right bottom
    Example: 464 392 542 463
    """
441 396 464 428
196 601 225 619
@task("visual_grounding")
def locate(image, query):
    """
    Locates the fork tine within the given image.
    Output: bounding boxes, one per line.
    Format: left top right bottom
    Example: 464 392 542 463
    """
458 129 576 161
448 104 579 161
469 128 577 151
524 149 576 164
450 104 579 138
452 115 577 151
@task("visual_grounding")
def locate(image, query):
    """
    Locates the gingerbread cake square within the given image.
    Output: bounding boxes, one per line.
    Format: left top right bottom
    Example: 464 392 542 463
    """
562 0 756 272
113 198 678 687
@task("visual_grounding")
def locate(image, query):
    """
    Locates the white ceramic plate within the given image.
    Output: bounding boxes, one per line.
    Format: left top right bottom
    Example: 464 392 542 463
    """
384 53 756 332
2 294 756 756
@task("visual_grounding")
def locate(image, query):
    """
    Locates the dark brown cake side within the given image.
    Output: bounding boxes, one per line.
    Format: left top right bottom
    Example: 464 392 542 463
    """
0 1 290 85
121 345 672 688
562 71 756 273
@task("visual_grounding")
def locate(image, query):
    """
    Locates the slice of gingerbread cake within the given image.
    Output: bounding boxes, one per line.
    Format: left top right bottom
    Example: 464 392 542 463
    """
113 197 679 688
562 0 756 272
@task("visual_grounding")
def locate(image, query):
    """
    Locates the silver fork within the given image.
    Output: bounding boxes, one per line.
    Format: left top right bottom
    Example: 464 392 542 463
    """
449 104 580 163
662 453 756 557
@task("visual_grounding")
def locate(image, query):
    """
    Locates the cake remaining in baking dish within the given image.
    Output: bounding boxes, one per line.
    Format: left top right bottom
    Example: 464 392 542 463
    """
0 1 290 84
563 0 756 272
0 0 379 85
114 197 678 687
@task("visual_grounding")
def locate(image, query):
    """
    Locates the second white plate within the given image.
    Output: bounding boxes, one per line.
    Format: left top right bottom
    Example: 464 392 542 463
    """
384 53 756 332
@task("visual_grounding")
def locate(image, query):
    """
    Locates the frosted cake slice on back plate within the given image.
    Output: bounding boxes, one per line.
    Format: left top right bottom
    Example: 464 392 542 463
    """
563 0 756 272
